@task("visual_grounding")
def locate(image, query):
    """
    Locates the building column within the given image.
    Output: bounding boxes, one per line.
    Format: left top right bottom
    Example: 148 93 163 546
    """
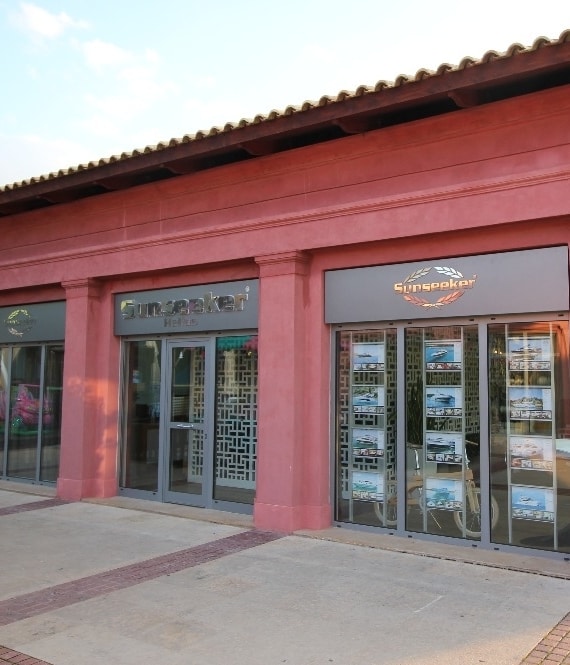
254 251 330 532
57 279 117 499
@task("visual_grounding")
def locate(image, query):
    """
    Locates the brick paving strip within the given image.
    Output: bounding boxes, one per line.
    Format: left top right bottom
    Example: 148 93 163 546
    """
0 499 69 517
0 499 282 665
520 612 570 664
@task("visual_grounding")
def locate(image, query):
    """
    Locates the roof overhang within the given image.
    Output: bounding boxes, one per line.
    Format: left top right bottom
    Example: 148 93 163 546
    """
1 32 569 217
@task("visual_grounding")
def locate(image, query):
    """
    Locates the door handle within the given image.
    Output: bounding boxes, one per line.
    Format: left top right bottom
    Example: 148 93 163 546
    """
176 423 195 429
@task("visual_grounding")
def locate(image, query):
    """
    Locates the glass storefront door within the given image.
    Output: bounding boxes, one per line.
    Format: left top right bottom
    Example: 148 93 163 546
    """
120 334 258 510
164 341 212 506
334 317 570 556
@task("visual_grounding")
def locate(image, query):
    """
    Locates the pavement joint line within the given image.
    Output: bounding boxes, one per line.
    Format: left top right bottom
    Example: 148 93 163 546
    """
295 532 570 580
0 529 283 628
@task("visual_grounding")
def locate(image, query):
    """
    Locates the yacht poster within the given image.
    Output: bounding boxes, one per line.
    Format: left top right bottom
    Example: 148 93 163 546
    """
508 336 551 371
509 436 553 471
352 428 385 457
511 485 554 521
425 431 463 464
353 385 384 414
425 386 462 417
424 341 462 371
425 477 463 511
352 343 385 371
352 471 384 501
508 387 552 420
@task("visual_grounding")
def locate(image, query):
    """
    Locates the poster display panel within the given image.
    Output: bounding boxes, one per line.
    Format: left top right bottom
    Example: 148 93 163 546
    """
352 471 384 501
508 387 552 421
425 386 462 417
352 428 385 457
511 486 555 522
507 336 551 371
425 431 463 464
425 477 464 511
509 436 553 471
352 386 385 414
424 341 462 371
352 343 385 371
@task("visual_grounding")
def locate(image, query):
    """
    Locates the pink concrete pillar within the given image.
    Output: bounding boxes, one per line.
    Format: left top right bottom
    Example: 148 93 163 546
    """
254 251 330 532
57 279 117 499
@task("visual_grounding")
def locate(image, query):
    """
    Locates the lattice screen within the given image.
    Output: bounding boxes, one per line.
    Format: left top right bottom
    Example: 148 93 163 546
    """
214 344 258 488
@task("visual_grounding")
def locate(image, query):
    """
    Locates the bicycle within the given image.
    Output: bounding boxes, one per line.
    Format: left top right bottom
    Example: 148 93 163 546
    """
373 448 499 538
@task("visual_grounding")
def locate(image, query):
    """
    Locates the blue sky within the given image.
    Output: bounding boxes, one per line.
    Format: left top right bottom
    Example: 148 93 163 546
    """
1 0 569 186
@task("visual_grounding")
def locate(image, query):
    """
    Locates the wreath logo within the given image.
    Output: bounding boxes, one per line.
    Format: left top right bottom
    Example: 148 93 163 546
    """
5 308 36 337
395 266 476 309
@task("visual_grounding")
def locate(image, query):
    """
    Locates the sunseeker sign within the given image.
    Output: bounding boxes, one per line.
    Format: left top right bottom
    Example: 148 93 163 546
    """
394 266 477 309
114 280 258 335
324 247 568 323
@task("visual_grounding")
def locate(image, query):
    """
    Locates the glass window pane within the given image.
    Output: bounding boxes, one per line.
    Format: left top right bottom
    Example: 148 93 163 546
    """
7 346 42 479
167 345 206 496
335 329 397 528
120 340 161 492
0 348 9 474
405 326 480 540
489 321 570 553
39 344 64 482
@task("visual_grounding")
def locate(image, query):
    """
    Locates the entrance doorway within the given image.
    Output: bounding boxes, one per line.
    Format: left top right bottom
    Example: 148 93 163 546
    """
120 334 258 511
164 340 212 505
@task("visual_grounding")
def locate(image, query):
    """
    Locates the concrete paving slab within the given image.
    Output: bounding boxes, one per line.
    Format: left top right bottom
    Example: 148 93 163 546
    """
0 490 569 665
0 501 244 600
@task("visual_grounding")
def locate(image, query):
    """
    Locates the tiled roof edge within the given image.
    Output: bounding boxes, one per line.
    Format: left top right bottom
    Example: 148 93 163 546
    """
2 29 569 193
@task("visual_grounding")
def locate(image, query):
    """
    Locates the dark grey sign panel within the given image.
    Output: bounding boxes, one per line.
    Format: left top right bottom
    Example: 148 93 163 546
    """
325 247 569 323
0 301 66 343
114 279 259 336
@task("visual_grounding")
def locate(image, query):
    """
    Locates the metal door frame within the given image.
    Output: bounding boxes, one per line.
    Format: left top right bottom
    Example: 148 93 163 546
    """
161 337 216 507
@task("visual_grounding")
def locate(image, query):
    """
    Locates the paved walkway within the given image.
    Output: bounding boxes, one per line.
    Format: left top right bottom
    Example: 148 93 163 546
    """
1 483 570 664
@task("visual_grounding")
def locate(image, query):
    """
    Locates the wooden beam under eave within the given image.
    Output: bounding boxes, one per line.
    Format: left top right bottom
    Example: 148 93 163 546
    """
238 138 282 156
333 116 379 134
448 89 481 108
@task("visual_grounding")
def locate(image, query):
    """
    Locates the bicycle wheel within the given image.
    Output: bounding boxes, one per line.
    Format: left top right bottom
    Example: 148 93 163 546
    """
373 485 397 527
453 489 499 538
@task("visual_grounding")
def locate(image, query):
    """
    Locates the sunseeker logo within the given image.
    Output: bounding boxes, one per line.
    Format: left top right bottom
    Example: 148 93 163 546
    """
121 287 250 321
4 308 36 337
394 266 477 309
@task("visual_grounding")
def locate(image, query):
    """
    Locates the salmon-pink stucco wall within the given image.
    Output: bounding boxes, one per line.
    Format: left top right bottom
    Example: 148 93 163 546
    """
1 85 570 292
253 252 332 532
0 83 570 530
57 279 120 500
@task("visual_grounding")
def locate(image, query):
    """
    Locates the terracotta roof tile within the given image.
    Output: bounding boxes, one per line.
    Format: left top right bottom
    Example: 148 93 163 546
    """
1 29 569 193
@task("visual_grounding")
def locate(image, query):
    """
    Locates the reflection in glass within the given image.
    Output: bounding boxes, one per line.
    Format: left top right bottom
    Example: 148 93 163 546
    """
7 346 42 479
489 321 570 553
335 329 397 528
40 345 64 481
167 345 205 496
0 348 8 475
213 335 258 504
405 326 481 540
120 340 161 492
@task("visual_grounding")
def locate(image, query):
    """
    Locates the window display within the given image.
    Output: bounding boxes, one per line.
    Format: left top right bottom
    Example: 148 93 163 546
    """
405 326 490 540
335 330 397 528
489 322 570 552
